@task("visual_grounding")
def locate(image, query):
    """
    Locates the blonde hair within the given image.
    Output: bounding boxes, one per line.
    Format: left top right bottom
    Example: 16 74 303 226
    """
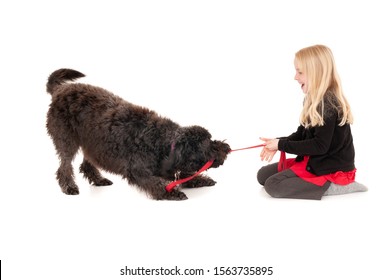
295 45 353 128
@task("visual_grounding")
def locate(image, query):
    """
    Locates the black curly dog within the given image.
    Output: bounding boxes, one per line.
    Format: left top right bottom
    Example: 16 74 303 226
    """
46 69 231 200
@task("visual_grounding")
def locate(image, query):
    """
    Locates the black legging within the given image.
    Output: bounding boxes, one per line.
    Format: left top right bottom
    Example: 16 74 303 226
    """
257 163 330 200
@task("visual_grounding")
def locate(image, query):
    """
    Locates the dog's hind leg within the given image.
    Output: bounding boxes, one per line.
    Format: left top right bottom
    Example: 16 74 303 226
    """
79 158 113 186
48 117 80 195
56 157 79 195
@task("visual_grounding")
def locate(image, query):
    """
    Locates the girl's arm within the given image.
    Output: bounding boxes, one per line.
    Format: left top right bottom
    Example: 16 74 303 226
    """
278 112 337 156
279 125 305 141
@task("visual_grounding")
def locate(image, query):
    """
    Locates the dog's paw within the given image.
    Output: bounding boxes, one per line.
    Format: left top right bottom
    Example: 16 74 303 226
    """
159 189 188 201
62 185 80 195
203 178 216 187
168 190 188 201
94 178 113 186
182 175 216 188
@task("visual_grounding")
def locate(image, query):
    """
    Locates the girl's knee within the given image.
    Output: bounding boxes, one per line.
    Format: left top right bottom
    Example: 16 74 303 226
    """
257 163 278 185
257 167 267 185
264 178 284 198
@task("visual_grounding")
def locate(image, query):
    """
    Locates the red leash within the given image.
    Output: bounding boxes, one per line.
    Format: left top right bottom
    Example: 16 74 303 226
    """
231 143 286 169
165 160 215 192
230 143 266 152
165 143 268 192
230 143 287 169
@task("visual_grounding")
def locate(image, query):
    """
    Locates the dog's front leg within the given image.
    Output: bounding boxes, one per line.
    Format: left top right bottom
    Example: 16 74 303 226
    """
180 174 216 188
127 175 188 201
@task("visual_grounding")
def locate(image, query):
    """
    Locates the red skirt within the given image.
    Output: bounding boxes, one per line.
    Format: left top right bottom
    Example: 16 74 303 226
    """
278 153 356 187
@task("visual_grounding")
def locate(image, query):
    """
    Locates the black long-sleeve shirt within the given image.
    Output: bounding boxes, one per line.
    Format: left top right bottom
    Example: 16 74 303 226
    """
278 99 355 176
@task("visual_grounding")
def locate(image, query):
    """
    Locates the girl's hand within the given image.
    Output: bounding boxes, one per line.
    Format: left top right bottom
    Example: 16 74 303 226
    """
260 137 279 151
259 137 279 162
260 147 277 162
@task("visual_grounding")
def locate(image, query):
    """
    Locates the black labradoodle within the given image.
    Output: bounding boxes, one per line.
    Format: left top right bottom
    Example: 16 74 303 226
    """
46 69 231 200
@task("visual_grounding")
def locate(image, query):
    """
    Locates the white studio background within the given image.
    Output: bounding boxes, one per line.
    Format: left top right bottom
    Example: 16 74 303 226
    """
0 0 391 279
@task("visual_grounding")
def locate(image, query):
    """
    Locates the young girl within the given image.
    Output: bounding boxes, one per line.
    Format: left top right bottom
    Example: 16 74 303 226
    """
257 44 366 200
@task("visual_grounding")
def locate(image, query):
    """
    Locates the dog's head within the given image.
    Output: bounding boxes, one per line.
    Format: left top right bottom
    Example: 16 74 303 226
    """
161 125 231 175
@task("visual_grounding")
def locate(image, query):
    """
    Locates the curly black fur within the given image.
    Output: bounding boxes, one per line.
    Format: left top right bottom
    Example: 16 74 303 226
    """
46 68 231 200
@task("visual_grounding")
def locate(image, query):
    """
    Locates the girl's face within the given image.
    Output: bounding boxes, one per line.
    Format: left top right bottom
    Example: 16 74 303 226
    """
294 61 308 94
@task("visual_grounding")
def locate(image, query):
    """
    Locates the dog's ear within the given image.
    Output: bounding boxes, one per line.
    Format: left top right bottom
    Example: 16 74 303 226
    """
177 125 211 146
162 126 212 173
161 148 177 177
175 126 211 155
160 139 195 176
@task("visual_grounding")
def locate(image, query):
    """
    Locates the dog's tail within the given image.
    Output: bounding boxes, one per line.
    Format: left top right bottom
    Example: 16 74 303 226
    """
46 68 85 95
